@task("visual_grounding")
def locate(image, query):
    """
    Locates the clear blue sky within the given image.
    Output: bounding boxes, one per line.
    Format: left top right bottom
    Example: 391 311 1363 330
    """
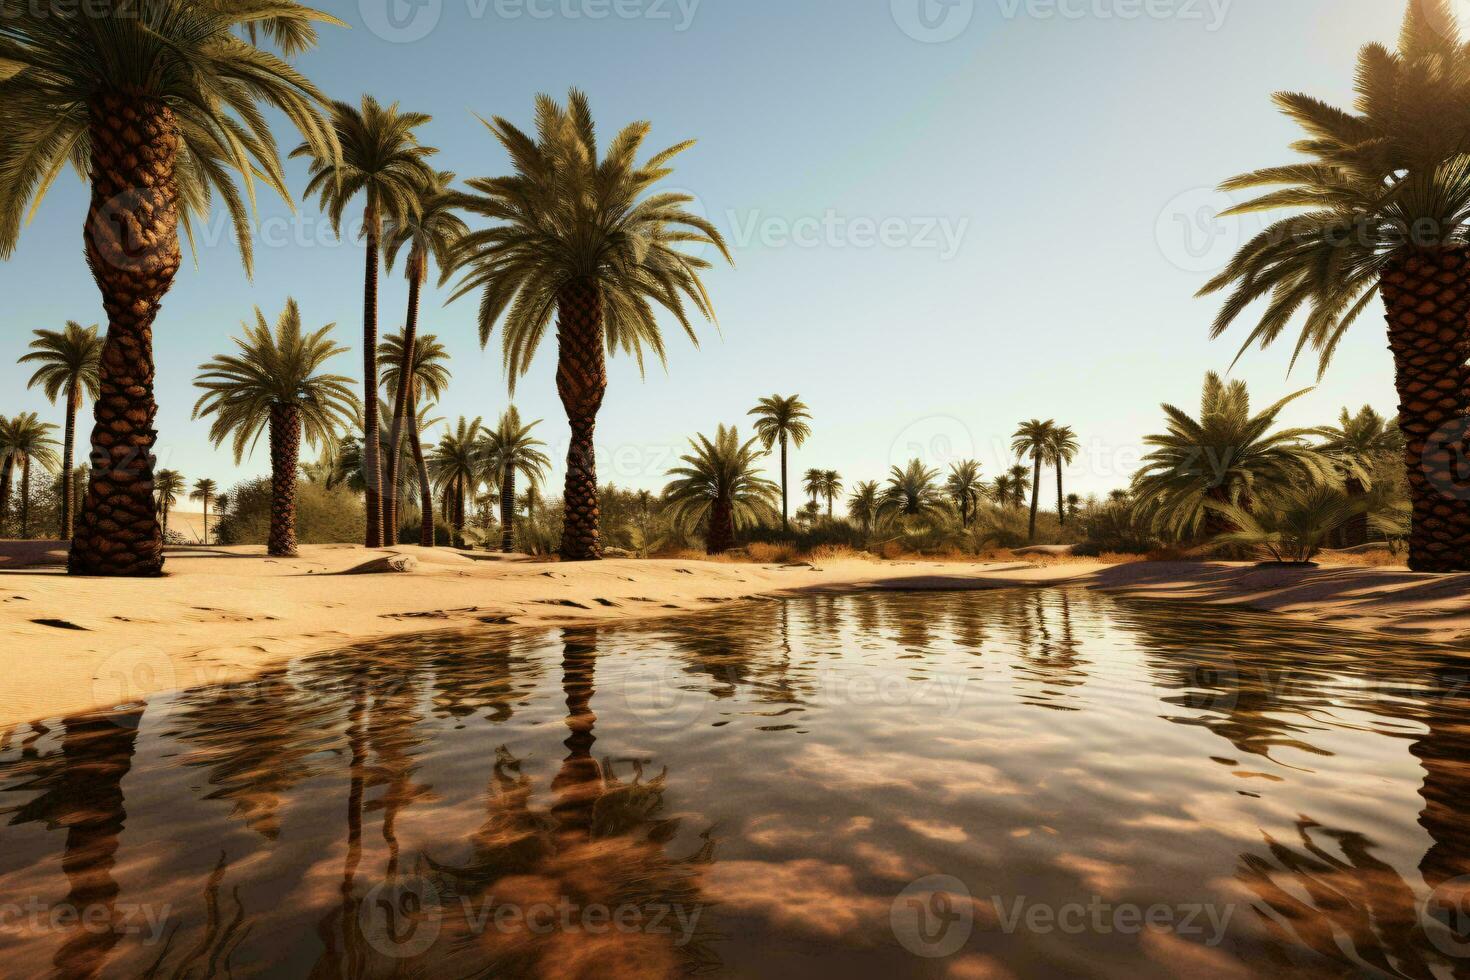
1 0 1413 506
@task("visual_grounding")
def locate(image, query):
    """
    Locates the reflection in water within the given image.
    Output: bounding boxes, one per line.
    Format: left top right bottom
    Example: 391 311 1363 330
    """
3 590 1470 977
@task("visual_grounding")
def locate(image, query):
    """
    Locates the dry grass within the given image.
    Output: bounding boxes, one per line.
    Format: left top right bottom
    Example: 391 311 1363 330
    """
1317 547 1405 568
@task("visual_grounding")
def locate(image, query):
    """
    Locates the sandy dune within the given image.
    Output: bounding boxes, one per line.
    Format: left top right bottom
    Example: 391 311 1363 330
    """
1 541 1467 728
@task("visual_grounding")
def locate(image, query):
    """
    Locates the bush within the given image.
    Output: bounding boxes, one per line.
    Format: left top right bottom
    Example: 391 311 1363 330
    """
1074 499 1159 557
215 478 365 546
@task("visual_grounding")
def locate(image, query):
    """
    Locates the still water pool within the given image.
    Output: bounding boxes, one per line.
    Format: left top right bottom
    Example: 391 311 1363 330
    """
4 588 1470 978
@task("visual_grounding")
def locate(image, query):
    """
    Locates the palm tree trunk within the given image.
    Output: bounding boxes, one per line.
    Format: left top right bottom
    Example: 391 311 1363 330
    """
385 251 424 546
202 494 209 547
1343 476 1368 547
1055 459 1065 529
268 404 302 557
411 398 434 547
550 628 600 842
69 93 180 577
556 281 606 561
707 496 735 554
60 384 79 540
1382 249 1470 572
1028 455 1042 541
500 465 516 553
21 457 31 539
361 202 385 549
780 434 789 532
0 454 13 536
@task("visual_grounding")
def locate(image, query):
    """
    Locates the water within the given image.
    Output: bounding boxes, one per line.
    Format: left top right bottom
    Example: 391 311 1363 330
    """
4 588 1470 979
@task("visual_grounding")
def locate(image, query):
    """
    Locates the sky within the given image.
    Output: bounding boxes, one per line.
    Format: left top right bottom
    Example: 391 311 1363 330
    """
0 0 1427 510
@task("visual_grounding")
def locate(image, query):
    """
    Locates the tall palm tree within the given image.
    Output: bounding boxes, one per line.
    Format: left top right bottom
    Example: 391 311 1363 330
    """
382 171 467 541
189 480 218 547
945 460 984 527
802 468 825 510
748 395 813 532
1199 1 1470 571
448 90 732 561
20 322 102 539
819 469 843 517
879 460 945 520
294 96 436 548
482 407 550 553
0 414 59 539
987 473 1021 511
154 469 185 543
0 0 340 576
1317 406 1405 546
428 418 484 548
192 300 358 557
380 331 452 546
663 425 778 554
1046 425 1080 528
1012 419 1057 542
847 480 882 535
1132 373 1330 541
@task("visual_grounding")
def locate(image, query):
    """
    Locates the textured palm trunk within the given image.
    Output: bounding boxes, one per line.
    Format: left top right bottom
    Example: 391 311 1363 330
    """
269 404 302 557
1055 460 1065 528
1342 476 1368 548
707 496 735 555
780 434 789 532
60 385 79 540
1381 248 1470 572
1 455 13 535
69 93 180 576
201 495 210 547
500 465 516 552
550 627 600 842
410 400 434 547
1028 455 1042 541
361 203 385 549
21 458 32 539
384 250 424 546
556 281 606 561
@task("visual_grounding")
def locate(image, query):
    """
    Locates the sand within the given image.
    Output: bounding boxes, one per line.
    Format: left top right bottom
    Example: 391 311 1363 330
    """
1 541 1467 728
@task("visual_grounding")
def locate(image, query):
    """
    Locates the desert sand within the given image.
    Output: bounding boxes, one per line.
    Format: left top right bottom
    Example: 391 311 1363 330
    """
1 541 1467 729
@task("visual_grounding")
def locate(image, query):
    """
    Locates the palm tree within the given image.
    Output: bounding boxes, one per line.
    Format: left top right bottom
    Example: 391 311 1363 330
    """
819 470 843 517
1316 406 1405 546
192 300 358 557
847 480 882 535
879 460 945 520
482 408 550 553
662 425 779 554
987 472 1024 511
382 171 467 542
190 480 219 547
0 414 59 539
1065 493 1083 523
945 460 984 527
1132 373 1330 541
1012 419 1057 542
294 96 436 549
1047 426 1080 528
448 90 732 561
154 470 185 543
1211 482 1368 565
20 322 102 539
380 331 452 546
1199 2 1470 570
802 468 825 510
748 395 813 532
428 418 484 548
1 1 340 576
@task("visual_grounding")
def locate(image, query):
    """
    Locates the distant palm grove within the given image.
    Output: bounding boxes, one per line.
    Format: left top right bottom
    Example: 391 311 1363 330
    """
0 0 1463 572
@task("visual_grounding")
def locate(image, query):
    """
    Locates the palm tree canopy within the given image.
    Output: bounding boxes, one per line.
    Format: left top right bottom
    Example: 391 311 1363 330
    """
0 412 60 471
19 321 102 404
1047 425 1080 465
802 468 825 499
748 394 813 449
429 417 486 493
192 298 360 463
847 480 881 525
1316 405 1404 485
293 95 436 234
190 478 218 503
155 469 186 511
379 330 451 404
945 460 984 507
0 0 341 270
384 170 468 277
1199 1 1470 374
1012 419 1057 461
662 425 779 534
333 398 440 494
879 459 946 518
481 406 551 487
447 89 734 388
1132 372 1332 539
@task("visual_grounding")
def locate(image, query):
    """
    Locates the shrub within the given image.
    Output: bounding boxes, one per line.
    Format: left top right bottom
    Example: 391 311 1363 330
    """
216 478 365 546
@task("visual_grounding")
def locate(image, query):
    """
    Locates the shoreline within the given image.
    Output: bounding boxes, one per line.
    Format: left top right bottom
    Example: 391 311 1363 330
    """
2 542 1467 729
